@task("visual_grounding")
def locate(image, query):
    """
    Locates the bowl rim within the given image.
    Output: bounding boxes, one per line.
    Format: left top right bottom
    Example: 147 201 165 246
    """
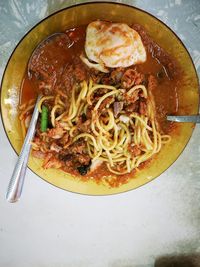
0 1 199 196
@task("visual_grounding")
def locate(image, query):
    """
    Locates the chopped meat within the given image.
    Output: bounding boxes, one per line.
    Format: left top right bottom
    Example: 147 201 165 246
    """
121 68 145 89
101 77 111 85
32 150 46 159
58 140 91 174
125 101 140 113
42 153 63 169
139 98 148 116
47 125 65 139
128 144 141 157
110 68 124 84
59 133 70 148
113 101 124 117
76 154 91 165
148 75 158 91
77 119 91 133
70 140 86 154
58 151 73 162
43 157 63 169
125 89 140 103
86 106 93 119
50 142 62 152
61 132 69 143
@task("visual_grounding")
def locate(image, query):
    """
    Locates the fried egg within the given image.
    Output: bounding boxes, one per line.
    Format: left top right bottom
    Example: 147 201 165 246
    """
82 21 146 72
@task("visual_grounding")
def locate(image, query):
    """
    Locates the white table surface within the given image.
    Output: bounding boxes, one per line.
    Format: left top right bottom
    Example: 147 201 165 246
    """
0 1 200 266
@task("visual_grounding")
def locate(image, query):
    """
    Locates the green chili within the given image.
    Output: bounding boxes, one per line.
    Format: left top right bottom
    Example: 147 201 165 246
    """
41 105 48 132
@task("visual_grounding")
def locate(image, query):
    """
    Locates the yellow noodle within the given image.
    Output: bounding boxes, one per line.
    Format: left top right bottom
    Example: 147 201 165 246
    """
19 104 34 119
94 90 118 110
127 84 148 98
20 80 171 176
38 96 54 113
73 133 99 151
51 104 63 127
87 84 117 105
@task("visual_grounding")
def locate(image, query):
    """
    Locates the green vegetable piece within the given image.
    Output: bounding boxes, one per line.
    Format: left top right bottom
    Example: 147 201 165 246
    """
41 105 48 132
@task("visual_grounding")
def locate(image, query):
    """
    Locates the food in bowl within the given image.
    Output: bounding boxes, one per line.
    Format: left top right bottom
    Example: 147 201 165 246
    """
19 20 180 187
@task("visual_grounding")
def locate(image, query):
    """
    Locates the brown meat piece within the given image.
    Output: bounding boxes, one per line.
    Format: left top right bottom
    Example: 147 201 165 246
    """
47 126 65 139
32 150 46 159
110 68 124 84
50 142 62 152
77 119 91 133
124 101 140 113
69 140 86 154
86 106 93 119
128 144 141 157
125 89 140 104
121 68 145 89
42 153 63 169
139 99 148 116
60 133 69 145
76 154 91 165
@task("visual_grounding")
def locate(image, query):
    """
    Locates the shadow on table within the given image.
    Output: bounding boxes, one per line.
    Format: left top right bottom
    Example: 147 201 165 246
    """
154 254 200 267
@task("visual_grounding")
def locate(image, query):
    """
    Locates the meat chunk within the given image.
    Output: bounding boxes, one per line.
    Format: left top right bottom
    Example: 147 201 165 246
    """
121 68 145 89
70 140 86 154
125 89 140 104
58 139 91 175
128 144 141 157
50 142 62 152
60 133 69 145
77 119 91 133
124 101 139 113
42 153 63 169
47 126 65 139
32 150 46 159
110 68 124 84
76 154 91 165
139 98 148 116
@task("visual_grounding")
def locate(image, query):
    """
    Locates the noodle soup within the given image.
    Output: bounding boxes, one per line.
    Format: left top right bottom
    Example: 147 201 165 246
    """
20 21 180 187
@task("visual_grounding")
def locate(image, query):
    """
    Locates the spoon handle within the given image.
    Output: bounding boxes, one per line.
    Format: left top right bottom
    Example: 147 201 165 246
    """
167 115 200 123
6 95 41 203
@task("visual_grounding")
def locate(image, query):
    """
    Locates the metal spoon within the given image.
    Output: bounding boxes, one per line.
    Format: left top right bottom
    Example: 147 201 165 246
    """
6 33 72 203
6 95 41 203
167 115 200 123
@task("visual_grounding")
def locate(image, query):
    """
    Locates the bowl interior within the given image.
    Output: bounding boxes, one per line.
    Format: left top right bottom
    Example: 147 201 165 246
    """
1 2 199 195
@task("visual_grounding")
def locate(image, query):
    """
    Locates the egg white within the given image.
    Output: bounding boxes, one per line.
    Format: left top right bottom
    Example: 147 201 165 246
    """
84 21 146 70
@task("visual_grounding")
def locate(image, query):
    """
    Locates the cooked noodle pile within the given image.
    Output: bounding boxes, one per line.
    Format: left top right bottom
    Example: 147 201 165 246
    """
20 79 170 175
